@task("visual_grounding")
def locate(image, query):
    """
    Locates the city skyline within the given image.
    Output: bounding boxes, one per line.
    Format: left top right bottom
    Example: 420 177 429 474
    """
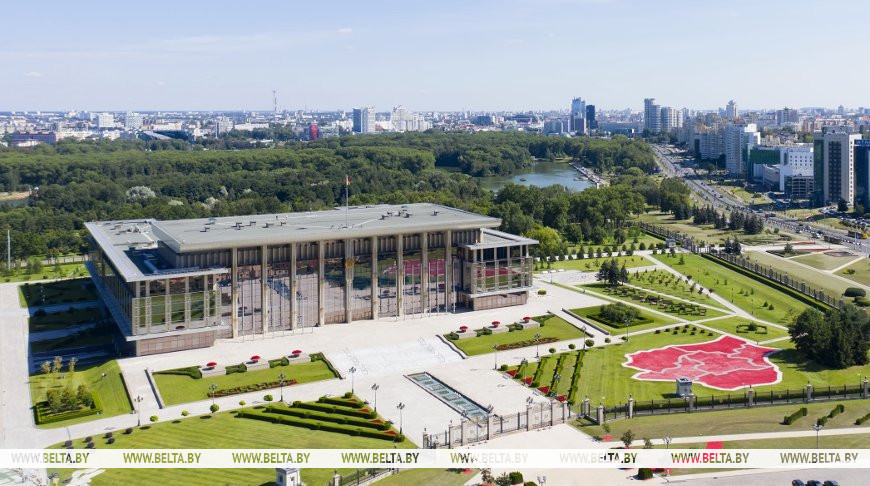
3 0 870 111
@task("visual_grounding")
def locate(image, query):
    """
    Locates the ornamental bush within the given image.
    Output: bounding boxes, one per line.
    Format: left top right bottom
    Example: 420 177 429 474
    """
844 287 866 298
264 394 274 402
637 468 654 480
210 404 219 413
149 415 158 423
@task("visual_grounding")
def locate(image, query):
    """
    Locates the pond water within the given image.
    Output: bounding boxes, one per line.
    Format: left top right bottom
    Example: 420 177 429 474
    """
477 162 593 192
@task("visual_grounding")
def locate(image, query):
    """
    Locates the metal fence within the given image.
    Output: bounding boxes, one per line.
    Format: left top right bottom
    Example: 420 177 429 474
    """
424 401 572 448
594 382 868 422
329 468 393 486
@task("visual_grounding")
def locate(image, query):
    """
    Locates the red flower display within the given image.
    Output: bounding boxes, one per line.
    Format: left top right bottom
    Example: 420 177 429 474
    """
459 325 468 331
491 321 500 326
250 355 261 361
206 362 217 367
292 350 302 355
623 335 781 390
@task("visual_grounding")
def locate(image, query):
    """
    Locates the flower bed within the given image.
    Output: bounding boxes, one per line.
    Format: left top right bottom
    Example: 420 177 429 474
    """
494 336 559 351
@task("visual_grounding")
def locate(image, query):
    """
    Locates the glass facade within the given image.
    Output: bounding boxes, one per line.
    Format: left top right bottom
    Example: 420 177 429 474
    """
89 229 534 341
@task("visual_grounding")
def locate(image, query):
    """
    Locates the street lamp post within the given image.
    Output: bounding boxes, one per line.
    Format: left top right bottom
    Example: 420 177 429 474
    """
813 423 824 449
349 366 357 394
493 345 499 370
371 384 379 412
520 358 528 385
534 333 542 358
396 402 406 434
279 372 286 403
581 326 587 351
135 395 143 426
210 384 218 406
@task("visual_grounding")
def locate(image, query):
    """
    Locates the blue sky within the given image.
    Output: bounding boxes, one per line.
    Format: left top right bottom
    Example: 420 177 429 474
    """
2 0 868 112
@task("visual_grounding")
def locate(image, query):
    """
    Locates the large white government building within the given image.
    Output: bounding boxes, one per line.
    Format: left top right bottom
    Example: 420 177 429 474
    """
85 204 537 355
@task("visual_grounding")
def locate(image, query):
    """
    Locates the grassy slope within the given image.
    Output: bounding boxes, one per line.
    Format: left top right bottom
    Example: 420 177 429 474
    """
30 360 132 428
626 268 728 310
743 251 852 297
547 255 654 272
154 360 338 406
450 315 585 356
697 316 789 342
841 259 870 287
570 304 678 333
50 407 414 486
580 283 727 322
792 252 858 271
651 253 809 325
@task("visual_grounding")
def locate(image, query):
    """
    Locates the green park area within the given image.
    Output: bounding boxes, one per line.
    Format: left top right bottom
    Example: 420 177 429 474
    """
697 316 789 343
743 251 854 298
651 253 810 325
545 254 653 272
569 303 678 333
578 400 870 442
19 278 97 307
447 314 585 356
625 268 727 310
580 283 726 322
840 259 870 287
4 261 88 284
30 360 132 428
153 357 339 406
635 211 796 246
792 251 859 271
50 395 413 486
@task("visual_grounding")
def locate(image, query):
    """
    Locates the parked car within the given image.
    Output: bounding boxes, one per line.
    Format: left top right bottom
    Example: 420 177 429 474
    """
823 480 840 486
792 481 805 486
806 481 822 486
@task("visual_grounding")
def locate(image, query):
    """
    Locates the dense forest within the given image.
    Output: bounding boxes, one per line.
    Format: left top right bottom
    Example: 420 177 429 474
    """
0 132 666 260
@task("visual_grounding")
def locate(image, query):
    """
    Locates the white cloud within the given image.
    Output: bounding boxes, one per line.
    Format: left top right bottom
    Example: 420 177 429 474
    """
337 27 353 34
24 71 42 77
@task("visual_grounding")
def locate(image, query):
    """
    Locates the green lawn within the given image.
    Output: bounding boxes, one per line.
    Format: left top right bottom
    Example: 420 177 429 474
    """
546 254 654 272
840 259 870 287
571 330 722 404
19 278 98 307
448 314 586 356
697 316 789 343
743 251 853 297
507 350 584 398
30 360 132 428
577 400 870 441
4 262 88 285
581 283 727 321
154 359 339 406
651 253 810 325
50 404 414 486
634 211 797 247
570 304 678 333
377 469 476 486
626 268 728 310
792 251 859 271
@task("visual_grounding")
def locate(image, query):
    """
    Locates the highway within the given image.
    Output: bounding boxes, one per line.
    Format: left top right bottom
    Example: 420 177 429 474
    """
651 144 870 255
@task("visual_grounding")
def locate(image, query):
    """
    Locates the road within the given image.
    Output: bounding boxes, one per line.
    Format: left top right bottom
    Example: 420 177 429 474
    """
651 144 870 256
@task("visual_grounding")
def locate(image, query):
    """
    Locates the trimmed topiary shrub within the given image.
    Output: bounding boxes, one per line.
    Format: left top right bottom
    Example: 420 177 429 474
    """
637 468 654 480
264 394 274 402
210 404 219 413
149 415 158 423
845 287 866 298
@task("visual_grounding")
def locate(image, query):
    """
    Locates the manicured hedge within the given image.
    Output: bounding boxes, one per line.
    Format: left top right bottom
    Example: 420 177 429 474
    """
782 407 808 425
828 403 845 419
269 357 289 368
225 364 247 375
318 396 366 409
153 366 202 380
236 410 403 442
310 352 341 378
495 336 558 352
844 288 866 298
265 406 389 430
855 412 870 425
211 379 297 398
292 401 377 419
34 393 104 425
702 254 831 311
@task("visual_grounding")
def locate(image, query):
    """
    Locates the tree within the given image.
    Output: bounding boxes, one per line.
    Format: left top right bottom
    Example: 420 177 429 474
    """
643 437 653 449
789 305 870 369
784 242 794 256
621 429 636 448
210 404 220 413
68 356 78 376
526 226 563 260
40 361 51 375
838 198 849 212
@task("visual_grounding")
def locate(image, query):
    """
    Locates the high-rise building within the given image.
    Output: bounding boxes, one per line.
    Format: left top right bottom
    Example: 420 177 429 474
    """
585 105 596 130
779 146 814 198
308 123 319 141
660 107 682 133
96 112 115 129
776 107 799 127
644 98 661 134
124 112 143 131
854 140 870 209
570 97 586 134
543 119 565 135
352 107 375 134
723 123 759 177
814 127 860 206
726 100 738 121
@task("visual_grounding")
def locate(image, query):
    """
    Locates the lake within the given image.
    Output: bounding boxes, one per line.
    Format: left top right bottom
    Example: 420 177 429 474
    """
477 162 594 192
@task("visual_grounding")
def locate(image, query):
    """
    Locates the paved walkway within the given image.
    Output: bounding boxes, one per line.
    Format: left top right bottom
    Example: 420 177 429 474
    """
605 424 870 448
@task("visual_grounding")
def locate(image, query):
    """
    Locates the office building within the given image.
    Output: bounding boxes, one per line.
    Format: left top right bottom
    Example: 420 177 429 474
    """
724 123 760 177
726 100 738 121
543 119 565 135
644 98 661 134
776 107 799 127
96 113 115 129
779 146 814 198
352 107 375 134
85 204 537 356
570 97 586 134
124 112 143 131
585 105 596 130
854 140 870 209
813 127 860 206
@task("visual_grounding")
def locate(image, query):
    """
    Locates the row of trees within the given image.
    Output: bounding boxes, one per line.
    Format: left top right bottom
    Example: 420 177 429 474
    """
691 206 764 235
595 258 630 286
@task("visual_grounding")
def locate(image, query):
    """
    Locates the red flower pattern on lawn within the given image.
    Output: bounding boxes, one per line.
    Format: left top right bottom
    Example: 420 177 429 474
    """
623 335 781 390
